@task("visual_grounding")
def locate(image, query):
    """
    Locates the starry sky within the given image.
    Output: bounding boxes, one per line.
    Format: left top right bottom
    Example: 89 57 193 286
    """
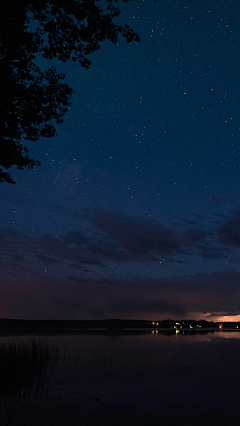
1 0 240 321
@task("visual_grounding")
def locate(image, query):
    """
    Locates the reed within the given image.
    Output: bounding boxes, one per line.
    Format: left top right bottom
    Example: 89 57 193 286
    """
0 338 59 426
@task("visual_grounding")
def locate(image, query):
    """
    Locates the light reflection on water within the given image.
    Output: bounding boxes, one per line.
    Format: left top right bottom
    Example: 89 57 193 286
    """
1 331 240 426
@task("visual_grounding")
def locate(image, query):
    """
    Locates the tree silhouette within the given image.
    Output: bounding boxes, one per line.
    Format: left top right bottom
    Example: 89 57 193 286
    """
0 0 140 183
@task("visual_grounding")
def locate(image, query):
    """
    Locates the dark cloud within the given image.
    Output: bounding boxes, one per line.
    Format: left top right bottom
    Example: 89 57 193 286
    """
67 276 127 288
87 210 183 260
0 228 106 272
108 299 186 317
34 253 61 264
219 210 240 246
26 231 106 268
66 272 240 319
0 230 27 268
1 209 238 280
62 230 87 246
197 244 228 260
55 299 85 310
67 263 93 271
184 229 205 246
86 210 234 263
1 271 240 320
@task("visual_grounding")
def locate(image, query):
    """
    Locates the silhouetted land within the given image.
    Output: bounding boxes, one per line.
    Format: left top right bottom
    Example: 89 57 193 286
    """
0 318 239 334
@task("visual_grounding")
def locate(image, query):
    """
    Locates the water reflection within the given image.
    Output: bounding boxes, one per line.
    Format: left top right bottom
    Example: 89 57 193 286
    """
38 328 240 338
0 338 59 426
1 330 240 426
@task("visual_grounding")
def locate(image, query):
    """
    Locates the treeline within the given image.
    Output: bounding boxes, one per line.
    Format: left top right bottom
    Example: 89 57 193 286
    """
0 318 152 330
0 318 238 331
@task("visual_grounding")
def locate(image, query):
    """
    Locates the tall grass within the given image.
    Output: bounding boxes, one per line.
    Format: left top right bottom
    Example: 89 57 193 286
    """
0 338 59 426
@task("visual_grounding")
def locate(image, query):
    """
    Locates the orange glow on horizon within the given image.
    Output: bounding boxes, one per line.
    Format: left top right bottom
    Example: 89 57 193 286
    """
213 314 240 322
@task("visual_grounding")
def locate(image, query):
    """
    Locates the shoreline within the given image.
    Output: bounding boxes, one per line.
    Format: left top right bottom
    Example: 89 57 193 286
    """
0 327 239 336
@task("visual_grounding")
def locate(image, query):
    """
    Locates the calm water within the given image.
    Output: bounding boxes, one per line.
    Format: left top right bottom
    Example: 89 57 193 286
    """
1 330 240 426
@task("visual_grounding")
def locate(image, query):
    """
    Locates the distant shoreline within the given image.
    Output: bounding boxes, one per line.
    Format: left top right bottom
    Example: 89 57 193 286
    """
0 318 239 335
0 327 239 336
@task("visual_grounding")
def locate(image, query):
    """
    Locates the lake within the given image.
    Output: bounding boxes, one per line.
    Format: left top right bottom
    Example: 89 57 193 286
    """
1 330 240 426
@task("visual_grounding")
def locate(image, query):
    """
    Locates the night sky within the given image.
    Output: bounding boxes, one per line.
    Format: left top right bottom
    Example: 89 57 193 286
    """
1 0 240 321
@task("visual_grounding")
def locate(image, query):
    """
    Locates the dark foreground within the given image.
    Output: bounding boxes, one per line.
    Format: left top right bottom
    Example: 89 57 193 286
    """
1 330 240 426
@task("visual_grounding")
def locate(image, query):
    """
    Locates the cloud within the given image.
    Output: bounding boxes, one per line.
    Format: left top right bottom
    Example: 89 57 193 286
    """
67 276 127 288
64 271 240 319
1 208 239 282
197 244 228 260
89 210 181 254
219 209 240 246
1 271 240 320
0 230 27 268
0 228 106 272
184 229 205 246
34 253 61 264
108 299 186 317
86 209 201 262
